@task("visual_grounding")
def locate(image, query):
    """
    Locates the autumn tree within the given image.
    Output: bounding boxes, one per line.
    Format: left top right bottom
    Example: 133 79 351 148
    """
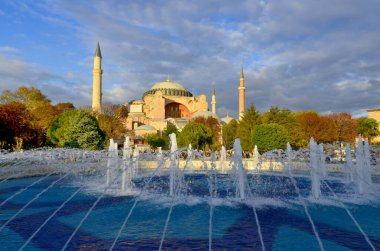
357 118 379 144
0 102 38 150
295 112 337 146
177 122 213 150
222 119 238 150
191 116 221 150
0 86 51 110
236 104 261 152
327 113 358 143
97 104 128 143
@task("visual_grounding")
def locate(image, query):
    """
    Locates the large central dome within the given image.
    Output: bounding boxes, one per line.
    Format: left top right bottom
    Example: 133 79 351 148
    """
143 78 193 98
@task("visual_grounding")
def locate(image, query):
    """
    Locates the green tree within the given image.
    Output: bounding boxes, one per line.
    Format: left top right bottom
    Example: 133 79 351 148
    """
48 109 104 150
0 86 51 110
222 119 238 149
252 123 290 152
236 104 261 152
262 106 301 148
358 118 379 144
177 122 213 150
192 116 221 151
161 124 179 149
145 133 166 151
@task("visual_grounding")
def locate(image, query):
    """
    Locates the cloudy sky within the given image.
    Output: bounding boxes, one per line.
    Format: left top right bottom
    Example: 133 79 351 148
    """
0 0 379 118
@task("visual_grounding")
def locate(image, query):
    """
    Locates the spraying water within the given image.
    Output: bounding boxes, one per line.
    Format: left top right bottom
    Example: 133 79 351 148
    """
310 138 321 199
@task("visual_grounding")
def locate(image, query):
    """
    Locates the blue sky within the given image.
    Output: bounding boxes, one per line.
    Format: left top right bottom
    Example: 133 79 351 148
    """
0 0 380 118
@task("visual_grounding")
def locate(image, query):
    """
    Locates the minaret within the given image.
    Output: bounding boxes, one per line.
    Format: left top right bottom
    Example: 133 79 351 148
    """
211 85 216 114
238 65 245 120
92 42 102 113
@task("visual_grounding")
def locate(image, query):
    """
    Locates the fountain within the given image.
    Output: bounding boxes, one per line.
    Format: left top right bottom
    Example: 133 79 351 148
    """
0 135 378 250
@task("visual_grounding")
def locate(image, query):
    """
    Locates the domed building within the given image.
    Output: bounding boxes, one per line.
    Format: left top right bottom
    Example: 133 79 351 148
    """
124 77 208 133
91 43 245 140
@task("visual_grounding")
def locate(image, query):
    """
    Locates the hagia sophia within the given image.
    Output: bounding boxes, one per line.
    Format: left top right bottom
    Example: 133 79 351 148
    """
91 43 241 138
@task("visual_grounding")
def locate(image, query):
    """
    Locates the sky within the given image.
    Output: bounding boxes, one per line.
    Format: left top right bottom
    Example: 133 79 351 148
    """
0 0 379 118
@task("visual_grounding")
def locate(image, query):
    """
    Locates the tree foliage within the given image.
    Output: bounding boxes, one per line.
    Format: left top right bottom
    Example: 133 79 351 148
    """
295 112 337 146
328 113 358 142
0 86 51 110
145 133 166 150
0 102 39 150
236 104 261 152
177 122 213 150
222 119 238 150
191 116 221 150
252 123 290 152
48 109 104 150
262 106 301 148
97 104 128 143
358 118 379 143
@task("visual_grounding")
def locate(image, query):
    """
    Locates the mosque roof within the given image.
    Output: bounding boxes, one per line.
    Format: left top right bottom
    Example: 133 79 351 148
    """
143 77 193 98
191 110 220 120
135 125 157 131
150 79 187 91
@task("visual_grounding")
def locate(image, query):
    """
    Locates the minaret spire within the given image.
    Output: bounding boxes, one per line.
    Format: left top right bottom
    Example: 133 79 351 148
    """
95 41 102 58
238 65 245 120
92 42 103 113
211 84 216 114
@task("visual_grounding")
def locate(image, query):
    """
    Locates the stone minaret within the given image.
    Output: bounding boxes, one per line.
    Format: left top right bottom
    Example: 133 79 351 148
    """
211 85 216 114
238 66 245 120
92 42 102 113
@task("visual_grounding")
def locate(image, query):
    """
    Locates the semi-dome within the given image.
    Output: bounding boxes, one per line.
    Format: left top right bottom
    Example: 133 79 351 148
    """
143 78 193 98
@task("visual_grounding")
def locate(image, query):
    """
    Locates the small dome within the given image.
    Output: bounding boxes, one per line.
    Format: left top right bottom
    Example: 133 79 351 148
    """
135 125 157 131
192 111 220 120
221 114 235 125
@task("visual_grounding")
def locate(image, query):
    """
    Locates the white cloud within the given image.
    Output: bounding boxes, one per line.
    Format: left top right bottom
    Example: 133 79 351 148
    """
2 0 380 117
0 46 20 53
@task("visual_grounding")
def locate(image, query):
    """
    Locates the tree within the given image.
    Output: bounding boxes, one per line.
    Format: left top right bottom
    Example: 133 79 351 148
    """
328 113 358 143
252 123 290 152
262 106 300 148
295 111 337 146
48 109 104 150
177 122 213 150
145 133 166 151
0 86 51 110
161 124 179 149
55 102 75 112
191 116 221 150
357 118 379 144
222 119 238 149
97 104 128 142
236 104 261 152
0 102 38 150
